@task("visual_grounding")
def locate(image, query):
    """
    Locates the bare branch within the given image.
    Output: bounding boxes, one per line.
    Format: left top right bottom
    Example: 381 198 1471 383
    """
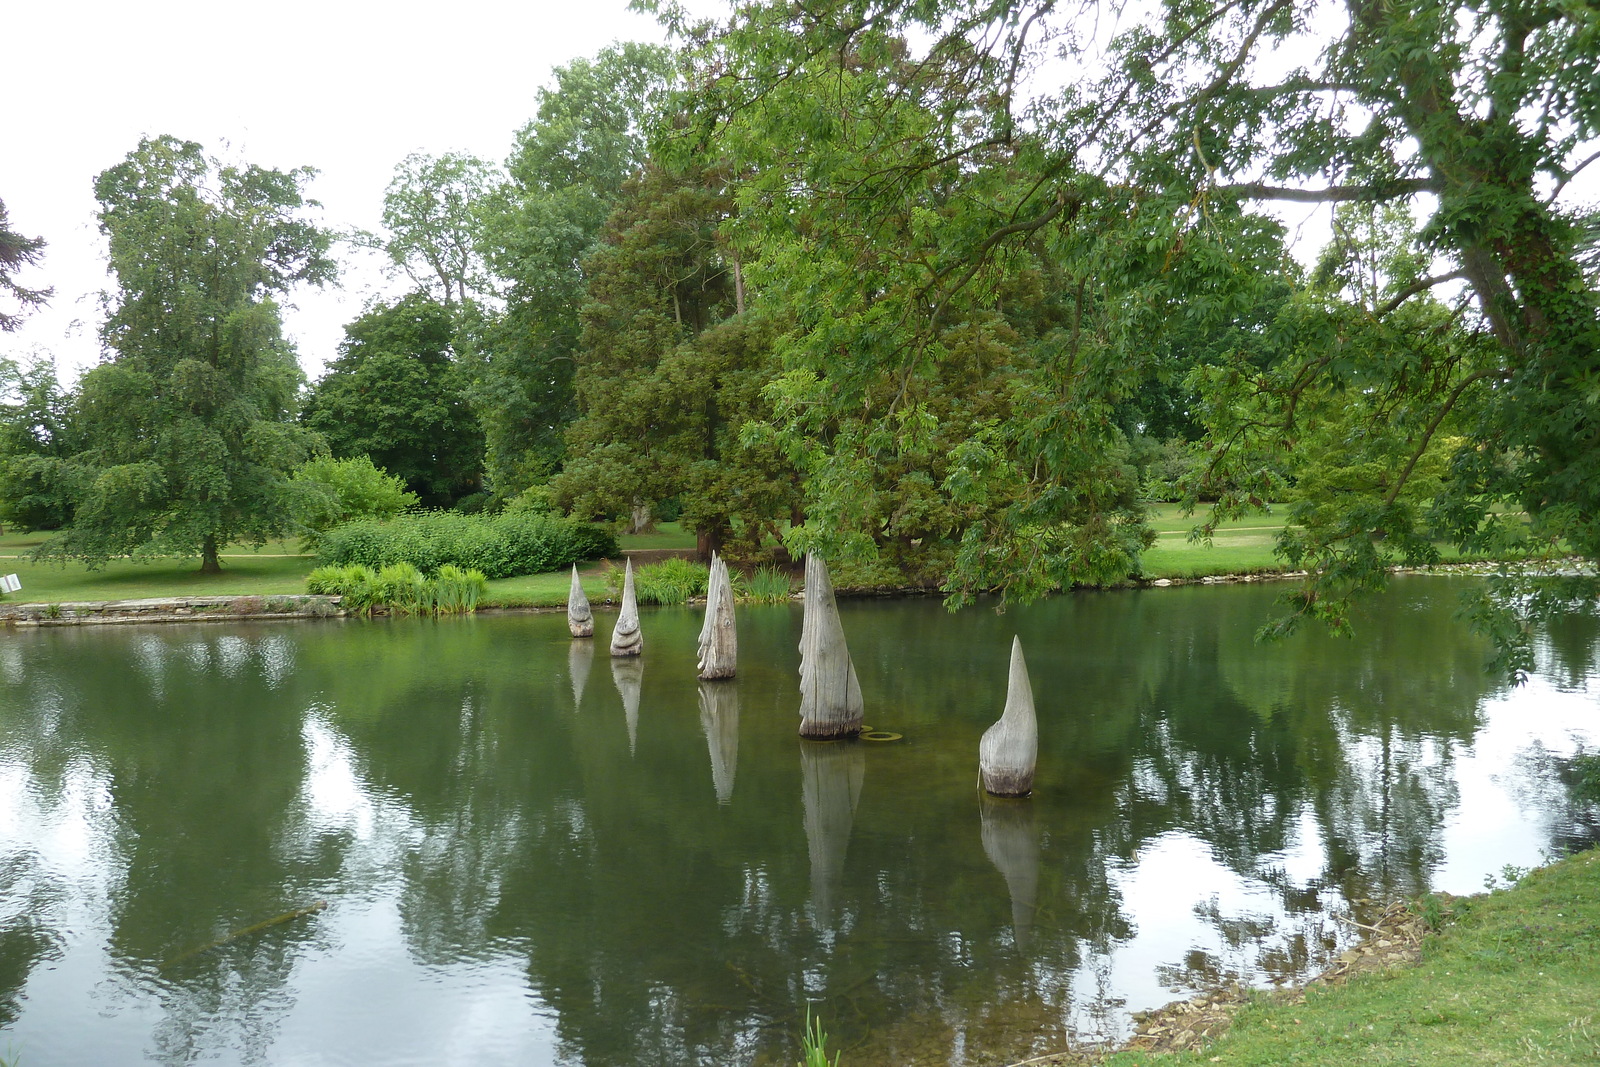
1215 178 1437 202
1374 270 1467 318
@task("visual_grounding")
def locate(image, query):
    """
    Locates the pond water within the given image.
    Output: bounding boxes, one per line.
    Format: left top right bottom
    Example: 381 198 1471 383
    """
2 578 1598 1066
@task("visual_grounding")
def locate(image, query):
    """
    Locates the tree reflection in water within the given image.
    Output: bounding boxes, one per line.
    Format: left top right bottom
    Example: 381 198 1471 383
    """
0 579 1596 1065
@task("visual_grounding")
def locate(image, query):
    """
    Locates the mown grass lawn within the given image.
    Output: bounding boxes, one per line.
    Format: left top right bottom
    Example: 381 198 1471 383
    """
1106 847 1600 1066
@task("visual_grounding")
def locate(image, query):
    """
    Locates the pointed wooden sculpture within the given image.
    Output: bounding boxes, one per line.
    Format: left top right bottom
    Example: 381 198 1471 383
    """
569 638 594 709
801 738 865 920
979 636 1038 797
611 656 643 754
697 553 737 680
797 554 863 739
698 681 740 804
567 565 593 638
609 559 642 657
980 794 1040 947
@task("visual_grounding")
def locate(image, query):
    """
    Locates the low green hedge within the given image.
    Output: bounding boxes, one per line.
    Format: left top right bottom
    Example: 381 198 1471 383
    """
315 511 618 579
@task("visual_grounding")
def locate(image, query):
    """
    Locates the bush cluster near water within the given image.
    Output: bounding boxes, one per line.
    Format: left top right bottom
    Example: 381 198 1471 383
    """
315 511 618 579
307 562 488 615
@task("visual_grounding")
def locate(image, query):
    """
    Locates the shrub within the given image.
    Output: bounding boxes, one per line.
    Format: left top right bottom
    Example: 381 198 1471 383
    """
315 511 617 579
291 456 418 546
632 557 709 605
433 564 487 614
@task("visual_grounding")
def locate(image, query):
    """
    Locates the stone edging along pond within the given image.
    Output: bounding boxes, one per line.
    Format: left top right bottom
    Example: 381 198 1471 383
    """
0 562 1512 628
0 594 344 627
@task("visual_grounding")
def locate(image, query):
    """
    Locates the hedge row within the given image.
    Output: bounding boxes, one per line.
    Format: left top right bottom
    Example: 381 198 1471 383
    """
315 511 618 579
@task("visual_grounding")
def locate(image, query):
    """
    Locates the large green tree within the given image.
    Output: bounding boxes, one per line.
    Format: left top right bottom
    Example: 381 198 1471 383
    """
0 354 75 530
551 164 800 553
474 42 675 500
674 0 1600 623
303 294 484 508
45 136 333 573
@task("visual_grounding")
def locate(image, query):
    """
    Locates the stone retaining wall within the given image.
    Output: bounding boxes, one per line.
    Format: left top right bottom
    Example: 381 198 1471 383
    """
1 594 344 626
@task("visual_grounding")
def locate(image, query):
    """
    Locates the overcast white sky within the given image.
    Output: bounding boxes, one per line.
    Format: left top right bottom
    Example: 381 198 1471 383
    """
2 0 678 381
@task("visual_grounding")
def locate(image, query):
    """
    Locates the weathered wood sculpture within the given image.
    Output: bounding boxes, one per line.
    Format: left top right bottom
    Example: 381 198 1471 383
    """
569 637 594 709
611 656 643 754
697 553 737 680
801 738 865 919
979 636 1038 797
609 559 642 657
980 794 1040 946
698 681 739 804
797 554 863 738
567 565 593 638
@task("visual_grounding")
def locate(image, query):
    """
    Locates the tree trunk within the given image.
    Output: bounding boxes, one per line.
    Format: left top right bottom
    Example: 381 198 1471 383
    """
200 534 222 575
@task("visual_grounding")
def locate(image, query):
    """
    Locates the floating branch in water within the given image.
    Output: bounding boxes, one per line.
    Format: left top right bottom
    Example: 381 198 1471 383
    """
980 636 1038 797
610 559 643 657
567 564 594 638
162 900 327 968
698 553 738 680
797 554 863 739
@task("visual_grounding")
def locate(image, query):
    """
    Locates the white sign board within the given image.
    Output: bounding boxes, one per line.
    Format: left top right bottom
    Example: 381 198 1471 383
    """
1 574 21 593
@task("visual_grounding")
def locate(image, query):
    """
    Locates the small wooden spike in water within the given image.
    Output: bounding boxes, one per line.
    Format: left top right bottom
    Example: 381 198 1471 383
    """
567 565 594 638
797 554 863 739
979 636 1038 797
697 553 737 680
610 559 642 657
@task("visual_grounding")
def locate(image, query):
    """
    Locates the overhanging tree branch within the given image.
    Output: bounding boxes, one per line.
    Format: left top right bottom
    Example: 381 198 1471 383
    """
1214 178 1438 202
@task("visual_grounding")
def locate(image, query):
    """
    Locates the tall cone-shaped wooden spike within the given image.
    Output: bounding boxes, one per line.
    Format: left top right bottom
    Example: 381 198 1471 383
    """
697 553 737 680
567 565 593 637
979 636 1038 797
610 559 642 657
797 554 863 739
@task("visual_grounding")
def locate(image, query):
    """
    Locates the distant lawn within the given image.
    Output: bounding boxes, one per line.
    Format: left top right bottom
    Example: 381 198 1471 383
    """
617 521 697 551
1147 501 1285 535
0 555 316 602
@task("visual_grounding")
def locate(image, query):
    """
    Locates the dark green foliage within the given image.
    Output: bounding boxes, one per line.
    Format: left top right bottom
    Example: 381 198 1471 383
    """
550 164 801 554
303 294 483 508
0 355 75 530
474 43 674 500
0 197 51 332
315 510 616 579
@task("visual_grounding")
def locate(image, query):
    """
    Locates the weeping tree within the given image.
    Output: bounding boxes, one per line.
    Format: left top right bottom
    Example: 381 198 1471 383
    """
43 136 334 573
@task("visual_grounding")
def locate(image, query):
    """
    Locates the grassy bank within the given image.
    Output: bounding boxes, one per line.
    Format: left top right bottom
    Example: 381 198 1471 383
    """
0 509 1493 607
1106 847 1600 1066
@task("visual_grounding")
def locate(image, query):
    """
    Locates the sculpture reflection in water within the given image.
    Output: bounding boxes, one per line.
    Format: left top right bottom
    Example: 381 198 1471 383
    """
698 681 739 804
980 795 1040 948
568 638 594 709
611 656 643 754
800 737 865 921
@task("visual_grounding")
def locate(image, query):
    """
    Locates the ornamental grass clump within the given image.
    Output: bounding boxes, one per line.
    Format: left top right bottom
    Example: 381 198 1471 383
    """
633 557 709 605
305 561 486 616
739 565 793 604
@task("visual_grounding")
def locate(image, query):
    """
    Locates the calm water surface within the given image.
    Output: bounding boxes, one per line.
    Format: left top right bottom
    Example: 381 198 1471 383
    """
2 578 1598 1066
